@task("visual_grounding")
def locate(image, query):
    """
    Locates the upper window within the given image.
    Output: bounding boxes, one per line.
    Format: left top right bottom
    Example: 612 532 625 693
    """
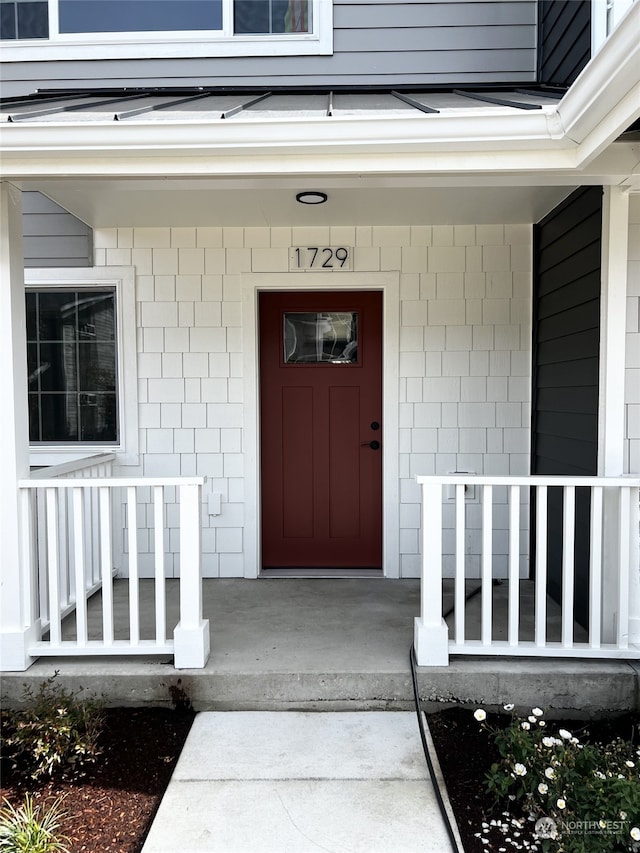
1 0 330 58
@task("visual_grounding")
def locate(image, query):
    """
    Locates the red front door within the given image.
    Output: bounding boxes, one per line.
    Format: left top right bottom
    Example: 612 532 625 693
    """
259 290 383 570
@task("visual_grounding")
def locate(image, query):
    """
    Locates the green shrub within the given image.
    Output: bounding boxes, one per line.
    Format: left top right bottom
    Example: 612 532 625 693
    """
473 706 640 852
0 795 70 853
1 673 104 780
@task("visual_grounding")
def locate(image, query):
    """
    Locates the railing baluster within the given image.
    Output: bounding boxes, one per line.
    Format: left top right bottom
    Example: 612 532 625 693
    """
154 486 166 644
19 488 36 631
454 484 466 643
37 489 49 624
561 486 575 648
72 488 88 646
99 487 114 645
508 485 520 646
45 488 62 646
127 486 140 645
617 487 630 649
481 485 493 647
589 486 603 649
58 487 69 608
535 485 548 648
90 478 100 587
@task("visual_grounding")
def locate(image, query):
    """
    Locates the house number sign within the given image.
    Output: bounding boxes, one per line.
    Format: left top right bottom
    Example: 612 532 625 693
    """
289 246 353 271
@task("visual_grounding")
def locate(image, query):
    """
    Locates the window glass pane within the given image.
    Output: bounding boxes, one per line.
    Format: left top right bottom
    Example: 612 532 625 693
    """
284 312 358 363
59 0 222 33
0 1 48 39
234 0 309 34
26 289 118 443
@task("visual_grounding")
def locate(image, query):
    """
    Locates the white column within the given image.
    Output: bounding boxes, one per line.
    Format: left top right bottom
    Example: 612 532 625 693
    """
0 182 38 671
173 482 210 668
598 186 634 643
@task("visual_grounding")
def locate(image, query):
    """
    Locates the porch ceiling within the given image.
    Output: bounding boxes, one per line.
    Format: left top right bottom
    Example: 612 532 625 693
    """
21 178 579 228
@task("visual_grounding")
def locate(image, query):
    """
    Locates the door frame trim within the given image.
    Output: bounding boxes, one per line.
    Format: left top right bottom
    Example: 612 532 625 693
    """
242 272 400 579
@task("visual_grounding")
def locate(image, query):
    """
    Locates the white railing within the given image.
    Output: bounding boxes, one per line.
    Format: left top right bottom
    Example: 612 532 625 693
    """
28 453 116 628
18 471 209 668
414 475 640 666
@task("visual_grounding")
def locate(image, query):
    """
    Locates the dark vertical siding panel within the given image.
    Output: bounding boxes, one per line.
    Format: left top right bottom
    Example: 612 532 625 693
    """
531 186 603 630
537 0 591 86
22 191 93 267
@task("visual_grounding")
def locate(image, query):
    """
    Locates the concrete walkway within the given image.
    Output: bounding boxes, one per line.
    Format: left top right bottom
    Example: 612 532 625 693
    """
141 711 458 853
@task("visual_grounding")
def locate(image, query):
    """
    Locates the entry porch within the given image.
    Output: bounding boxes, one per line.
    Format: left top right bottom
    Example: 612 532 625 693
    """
2 576 639 714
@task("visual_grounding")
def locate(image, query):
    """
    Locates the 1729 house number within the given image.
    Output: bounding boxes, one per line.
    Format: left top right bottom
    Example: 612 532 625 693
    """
289 246 352 271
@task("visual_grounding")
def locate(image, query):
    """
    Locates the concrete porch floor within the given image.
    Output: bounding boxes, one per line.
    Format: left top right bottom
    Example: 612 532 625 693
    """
2 579 639 715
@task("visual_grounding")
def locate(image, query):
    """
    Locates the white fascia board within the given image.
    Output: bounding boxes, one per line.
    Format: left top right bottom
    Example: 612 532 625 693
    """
0 110 573 179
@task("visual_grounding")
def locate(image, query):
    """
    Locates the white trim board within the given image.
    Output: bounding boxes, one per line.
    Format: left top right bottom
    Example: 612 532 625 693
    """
242 271 400 579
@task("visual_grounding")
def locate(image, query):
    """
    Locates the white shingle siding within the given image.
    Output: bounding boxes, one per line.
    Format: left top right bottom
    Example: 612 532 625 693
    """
96 221 532 578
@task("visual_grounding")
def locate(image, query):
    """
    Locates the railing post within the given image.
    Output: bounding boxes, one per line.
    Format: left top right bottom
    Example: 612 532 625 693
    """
173 482 210 669
414 479 449 666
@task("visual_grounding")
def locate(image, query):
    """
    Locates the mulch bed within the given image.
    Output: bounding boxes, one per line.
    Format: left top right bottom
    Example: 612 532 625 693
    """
427 706 640 853
2 702 639 852
0 707 194 853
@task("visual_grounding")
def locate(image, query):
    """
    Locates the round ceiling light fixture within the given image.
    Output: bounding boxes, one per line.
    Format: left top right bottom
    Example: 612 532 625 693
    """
296 191 328 205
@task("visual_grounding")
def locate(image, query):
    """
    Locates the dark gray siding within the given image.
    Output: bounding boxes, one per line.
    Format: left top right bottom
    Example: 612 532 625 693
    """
1 1 537 96
537 0 591 86
531 186 603 630
23 191 93 268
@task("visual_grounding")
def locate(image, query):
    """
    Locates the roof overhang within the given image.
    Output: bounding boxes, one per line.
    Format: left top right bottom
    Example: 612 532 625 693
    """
0 2 637 227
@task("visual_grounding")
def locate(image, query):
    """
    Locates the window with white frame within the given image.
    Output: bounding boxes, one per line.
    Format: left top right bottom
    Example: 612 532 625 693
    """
26 268 138 463
0 0 330 59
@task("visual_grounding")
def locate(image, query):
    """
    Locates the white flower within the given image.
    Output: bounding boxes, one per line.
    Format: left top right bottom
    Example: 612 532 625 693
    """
521 721 531 730
630 828 640 842
474 708 487 722
528 716 537 723
556 798 566 810
538 720 546 727
620 812 628 820
504 703 515 711
594 771 606 780
626 760 635 768
542 737 555 747
514 763 527 776
559 729 572 740
532 708 543 717
545 767 556 779
537 783 548 794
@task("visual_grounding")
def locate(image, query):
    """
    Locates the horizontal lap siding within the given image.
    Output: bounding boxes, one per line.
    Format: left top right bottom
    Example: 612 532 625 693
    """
23 191 93 268
531 186 602 628
538 0 591 87
532 187 602 476
1 2 537 96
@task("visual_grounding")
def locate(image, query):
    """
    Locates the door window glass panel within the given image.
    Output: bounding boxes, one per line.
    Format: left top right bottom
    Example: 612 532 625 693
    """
284 312 358 363
234 0 310 33
58 0 222 33
26 289 118 443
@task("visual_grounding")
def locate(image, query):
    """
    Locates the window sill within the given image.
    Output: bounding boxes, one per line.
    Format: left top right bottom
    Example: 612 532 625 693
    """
0 31 332 61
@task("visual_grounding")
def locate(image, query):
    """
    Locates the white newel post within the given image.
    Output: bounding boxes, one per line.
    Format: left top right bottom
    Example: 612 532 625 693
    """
173 481 210 668
414 479 449 666
0 183 39 671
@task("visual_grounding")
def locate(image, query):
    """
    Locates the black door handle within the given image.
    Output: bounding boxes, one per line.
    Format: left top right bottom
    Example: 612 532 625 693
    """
361 440 380 450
